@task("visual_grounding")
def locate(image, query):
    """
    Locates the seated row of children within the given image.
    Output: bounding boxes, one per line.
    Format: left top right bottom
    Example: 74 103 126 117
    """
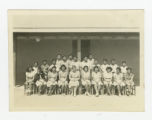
25 54 135 97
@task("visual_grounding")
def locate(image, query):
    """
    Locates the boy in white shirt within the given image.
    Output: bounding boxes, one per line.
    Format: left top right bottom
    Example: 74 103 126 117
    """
109 59 118 74
100 59 109 73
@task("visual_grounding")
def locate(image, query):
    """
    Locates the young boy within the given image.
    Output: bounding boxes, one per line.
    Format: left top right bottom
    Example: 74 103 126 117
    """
120 61 128 75
40 60 49 79
109 59 118 74
100 59 109 73
56 54 63 72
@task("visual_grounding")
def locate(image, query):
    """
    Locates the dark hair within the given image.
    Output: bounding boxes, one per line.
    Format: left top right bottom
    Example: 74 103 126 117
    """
51 58 56 62
42 59 47 62
34 61 38 64
60 64 67 70
111 59 116 62
26 66 33 72
50 66 56 72
122 61 126 64
116 67 121 72
106 67 112 71
93 66 100 71
103 58 108 62
126 67 132 71
83 66 89 71
40 71 45 79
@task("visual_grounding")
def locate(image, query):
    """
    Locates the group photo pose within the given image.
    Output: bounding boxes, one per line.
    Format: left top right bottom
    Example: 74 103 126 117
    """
25 54 136 97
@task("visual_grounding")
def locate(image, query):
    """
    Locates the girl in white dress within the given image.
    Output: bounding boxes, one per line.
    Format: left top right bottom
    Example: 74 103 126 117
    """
81 66 91 96
100 59 109 73
47 66 58 95
58 65 68 95
69 65 80 97
103 67 113 95
113 67 125 96
67 55 73 71
56 54 63 72
25 66 35 95
124 67 134 96
91 66 103 97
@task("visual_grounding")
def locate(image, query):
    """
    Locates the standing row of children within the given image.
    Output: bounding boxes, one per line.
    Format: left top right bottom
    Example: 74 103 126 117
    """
25 54 135 97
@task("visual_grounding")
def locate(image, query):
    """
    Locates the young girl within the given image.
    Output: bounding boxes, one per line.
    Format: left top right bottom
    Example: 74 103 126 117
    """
81 66 91 96
113 67 125 96
25 66 35 95
81 57 90 71
120 61 128 75
49 59 57 70
47 66 58 95
91 66 103 97
103 67 113 95
124 67 134 96
88 54 95 69
61 56 68 70
35 72 47 95
58 65 68 95
69 65 80 97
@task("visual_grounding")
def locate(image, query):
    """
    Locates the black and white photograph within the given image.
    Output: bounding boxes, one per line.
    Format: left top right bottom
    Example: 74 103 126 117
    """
8 10 144 111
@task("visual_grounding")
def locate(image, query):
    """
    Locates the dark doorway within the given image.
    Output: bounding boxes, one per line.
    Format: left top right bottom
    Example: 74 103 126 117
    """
81 40 91 60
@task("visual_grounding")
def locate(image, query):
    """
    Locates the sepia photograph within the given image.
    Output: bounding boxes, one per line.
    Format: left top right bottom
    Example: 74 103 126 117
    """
8 10 144 111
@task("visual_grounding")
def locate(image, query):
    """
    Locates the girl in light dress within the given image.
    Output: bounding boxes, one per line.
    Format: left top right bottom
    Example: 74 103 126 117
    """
25 66 35 95
47 66 58 95
58 65 68 95
69 65 80 97
103 67 113 95
35 72 47 95
124 67 134 96
81 66 91 96
91 66 103 97
113 67 125 96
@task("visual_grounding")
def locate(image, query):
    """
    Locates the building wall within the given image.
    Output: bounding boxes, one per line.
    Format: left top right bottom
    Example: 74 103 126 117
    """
15 39 72 85
90 39 139 85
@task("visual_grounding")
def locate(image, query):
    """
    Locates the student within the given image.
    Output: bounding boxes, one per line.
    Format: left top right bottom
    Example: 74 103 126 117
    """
91 60 101 71
35 72 47 95
103 67 113 95
91 66 103 97
120 61 128 75
69 65 80 97
67 55 73 71
25 66 35 95
47 66 58 95
100 59 109 73
81 66 91 96
56 54 63 72
81 57 90 70
113 67 125 96
124 67 134 96
88 54 95 69
49 59 57 70
33 61 39 75
40 60 49 79
72 56 80 71
109 59 118 74
60 56 68 71
58 65 68 95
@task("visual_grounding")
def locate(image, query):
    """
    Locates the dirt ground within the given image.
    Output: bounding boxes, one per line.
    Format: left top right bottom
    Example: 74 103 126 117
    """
11 86 144 112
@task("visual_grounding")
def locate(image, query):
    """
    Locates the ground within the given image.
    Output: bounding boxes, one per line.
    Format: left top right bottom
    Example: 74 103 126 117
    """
11 86 144 112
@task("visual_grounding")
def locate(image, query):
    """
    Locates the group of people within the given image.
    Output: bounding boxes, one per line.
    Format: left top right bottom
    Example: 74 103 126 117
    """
25 54 135 97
